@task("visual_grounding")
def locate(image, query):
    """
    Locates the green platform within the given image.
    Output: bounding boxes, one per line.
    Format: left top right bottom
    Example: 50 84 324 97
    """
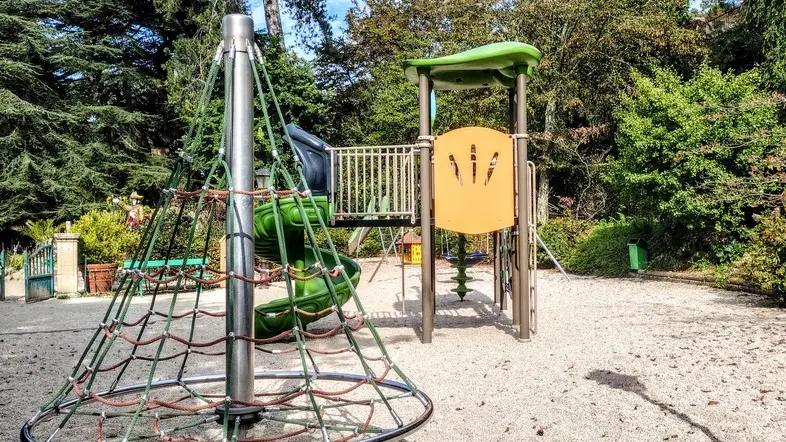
402 41 542 90
253 196 361 338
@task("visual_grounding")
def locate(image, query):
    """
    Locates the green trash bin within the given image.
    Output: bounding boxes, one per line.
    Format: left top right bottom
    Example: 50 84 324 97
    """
628 239 648 271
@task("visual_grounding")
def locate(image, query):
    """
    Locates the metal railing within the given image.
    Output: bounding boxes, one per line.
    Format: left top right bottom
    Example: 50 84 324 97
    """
527 161 538 334
0 248 5 301
24 242 54 302
328 145 418 222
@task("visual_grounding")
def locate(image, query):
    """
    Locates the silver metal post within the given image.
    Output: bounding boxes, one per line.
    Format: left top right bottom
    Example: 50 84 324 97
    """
223 14 256 404
418 71 434 343
493 232 500 306
516 71 531 341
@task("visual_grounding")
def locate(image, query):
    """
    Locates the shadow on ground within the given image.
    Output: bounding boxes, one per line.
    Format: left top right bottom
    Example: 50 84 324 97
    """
586 369 723 442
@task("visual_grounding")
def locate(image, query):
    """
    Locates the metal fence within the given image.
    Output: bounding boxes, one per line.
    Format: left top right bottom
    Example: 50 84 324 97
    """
527 161 538 334
328 145 418 221
25 243 54 302
0 248 5 301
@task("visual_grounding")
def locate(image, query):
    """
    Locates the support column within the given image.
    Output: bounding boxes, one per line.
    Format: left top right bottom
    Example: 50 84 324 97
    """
54 233 80 296
493 232 500 306
223 14 256 405
515 70 531 341
508 88 520 326
418 70 434 344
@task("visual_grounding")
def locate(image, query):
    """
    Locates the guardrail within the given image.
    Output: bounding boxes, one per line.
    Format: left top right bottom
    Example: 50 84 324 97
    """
328 144 418 222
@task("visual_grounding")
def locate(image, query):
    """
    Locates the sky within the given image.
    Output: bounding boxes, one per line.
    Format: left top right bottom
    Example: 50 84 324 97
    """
249 0 356 58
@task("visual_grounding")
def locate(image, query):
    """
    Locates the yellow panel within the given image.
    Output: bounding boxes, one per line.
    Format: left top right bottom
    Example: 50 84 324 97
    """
411 244 422 264
434 127 514 234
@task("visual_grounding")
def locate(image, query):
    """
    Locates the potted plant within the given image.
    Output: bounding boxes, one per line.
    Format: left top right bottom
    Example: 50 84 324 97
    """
72 210 139 293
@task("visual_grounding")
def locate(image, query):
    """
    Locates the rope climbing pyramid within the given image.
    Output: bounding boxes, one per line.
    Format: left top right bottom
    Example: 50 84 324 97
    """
21 15 431 442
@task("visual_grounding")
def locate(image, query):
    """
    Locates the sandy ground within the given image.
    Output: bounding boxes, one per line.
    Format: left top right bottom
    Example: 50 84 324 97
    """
1 259 786 442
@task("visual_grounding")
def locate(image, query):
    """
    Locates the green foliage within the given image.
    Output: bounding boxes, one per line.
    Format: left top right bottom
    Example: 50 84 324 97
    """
149 203 223 264
613 66 786 261
319 0 705 220
744 0 786 91
735 208 786 298
72 210 139 264
13 219 62 244
0 0 175 233
311 227 390 258
566 218 642 277
537 217 592 268
6 252 24 271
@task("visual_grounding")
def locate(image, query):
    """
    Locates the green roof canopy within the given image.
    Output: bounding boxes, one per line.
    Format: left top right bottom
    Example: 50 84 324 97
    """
402 42 542 91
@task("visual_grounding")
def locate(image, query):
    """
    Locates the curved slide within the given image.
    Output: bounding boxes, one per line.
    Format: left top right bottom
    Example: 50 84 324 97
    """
252 196 361 338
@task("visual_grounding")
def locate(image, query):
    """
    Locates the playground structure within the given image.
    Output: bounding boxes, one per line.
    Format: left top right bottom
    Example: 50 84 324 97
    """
21 15 433 442
20 13 542 441
314 43 543 342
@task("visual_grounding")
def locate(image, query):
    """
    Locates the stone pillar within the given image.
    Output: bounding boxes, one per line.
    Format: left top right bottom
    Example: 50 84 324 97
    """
54 233 80 296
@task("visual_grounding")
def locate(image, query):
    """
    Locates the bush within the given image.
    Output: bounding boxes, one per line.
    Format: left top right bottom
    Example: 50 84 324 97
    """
613 66 786 260
149 204 222 263
13 219 62 244
72 210 139 264
312 227 393 258
566 218 642 277
735 208 786 299
537 217 592 268
6 252 23 271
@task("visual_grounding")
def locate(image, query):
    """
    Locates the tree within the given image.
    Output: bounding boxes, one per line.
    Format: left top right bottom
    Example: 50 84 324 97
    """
0 1 156 231
319 0 705 220
742 0 786 91
509 0 704 220
0 0 203 235
264 0 285 48
613 66 786 261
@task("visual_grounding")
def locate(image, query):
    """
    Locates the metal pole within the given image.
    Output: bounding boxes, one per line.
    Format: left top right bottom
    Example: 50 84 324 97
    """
418 70 434 343
516 70 531 341
401 229 406 314
223 14 256 404
508 88 520 325
493 232 500 306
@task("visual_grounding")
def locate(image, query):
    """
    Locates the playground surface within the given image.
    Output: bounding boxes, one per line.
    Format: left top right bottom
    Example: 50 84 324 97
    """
2 260 785 442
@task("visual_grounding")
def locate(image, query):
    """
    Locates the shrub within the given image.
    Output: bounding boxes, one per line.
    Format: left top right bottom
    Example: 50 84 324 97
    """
149 204 220 261
6 252 23 271
613 66 786 260
13 219 62 244
72 210 139 264
566 218 641 277
312 227 392 258
735 208 786 299
537 217 592 268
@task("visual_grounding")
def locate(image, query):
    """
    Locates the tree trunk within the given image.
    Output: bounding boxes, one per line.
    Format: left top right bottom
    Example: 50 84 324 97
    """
264 0 285 50
538 97 557 222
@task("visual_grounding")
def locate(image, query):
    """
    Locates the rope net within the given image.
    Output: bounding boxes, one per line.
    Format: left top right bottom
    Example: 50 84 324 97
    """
23 40 430 442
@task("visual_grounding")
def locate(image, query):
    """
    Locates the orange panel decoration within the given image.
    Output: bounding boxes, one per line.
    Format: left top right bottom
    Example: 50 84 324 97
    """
434 127 514 234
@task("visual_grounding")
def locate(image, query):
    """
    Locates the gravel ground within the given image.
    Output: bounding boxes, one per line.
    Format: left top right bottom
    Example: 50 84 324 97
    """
2 260 785 442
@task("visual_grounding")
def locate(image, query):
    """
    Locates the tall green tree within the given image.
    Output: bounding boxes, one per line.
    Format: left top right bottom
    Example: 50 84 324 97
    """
613 67 786 260
742 0 786 91
319 0 705 219
0 0 209 235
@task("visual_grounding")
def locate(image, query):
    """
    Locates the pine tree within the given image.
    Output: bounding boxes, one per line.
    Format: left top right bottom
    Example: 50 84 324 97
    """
0 0 191 233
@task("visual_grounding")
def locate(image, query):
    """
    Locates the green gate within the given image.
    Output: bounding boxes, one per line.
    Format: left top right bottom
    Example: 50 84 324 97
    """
0 248 5 301
25 243 54 302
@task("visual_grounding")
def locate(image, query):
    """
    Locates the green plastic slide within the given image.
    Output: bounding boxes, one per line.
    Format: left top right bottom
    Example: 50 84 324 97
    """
253 196 361 338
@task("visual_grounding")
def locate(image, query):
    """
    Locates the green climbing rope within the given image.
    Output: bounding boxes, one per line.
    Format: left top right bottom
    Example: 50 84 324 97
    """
23 33 432 442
